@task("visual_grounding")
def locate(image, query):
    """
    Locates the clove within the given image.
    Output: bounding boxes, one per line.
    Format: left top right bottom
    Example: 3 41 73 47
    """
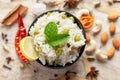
6 57 14 64
3 64 11 70
1 32 5 40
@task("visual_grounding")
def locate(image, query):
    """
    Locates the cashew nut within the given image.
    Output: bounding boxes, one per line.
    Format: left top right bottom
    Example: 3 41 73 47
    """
92 20 102 34
107 0 113 5
93 1 101 8
76 9 89 18
85 40 97 55
3 44 9 52
95 20 102 27
92 26 102 34
96 49 108 62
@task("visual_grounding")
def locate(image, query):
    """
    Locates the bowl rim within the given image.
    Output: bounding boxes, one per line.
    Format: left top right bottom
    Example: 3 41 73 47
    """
28 10 86 69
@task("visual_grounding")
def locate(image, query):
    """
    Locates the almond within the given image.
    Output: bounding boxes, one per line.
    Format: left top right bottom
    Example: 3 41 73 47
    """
106 47 115 59
112 38 120 49
108 12 119 21
101 32 108 44
86 32 91 43
109 22 116 35
119 41 120 48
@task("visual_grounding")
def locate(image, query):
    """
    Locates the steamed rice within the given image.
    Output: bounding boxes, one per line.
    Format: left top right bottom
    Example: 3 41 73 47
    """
29 12 85 66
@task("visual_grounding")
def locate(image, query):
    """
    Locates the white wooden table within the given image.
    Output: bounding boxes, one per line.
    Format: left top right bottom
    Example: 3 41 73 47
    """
0 0 120 80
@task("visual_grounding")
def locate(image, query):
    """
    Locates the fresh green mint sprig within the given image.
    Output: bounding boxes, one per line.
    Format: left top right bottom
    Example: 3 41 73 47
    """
44 22 69 47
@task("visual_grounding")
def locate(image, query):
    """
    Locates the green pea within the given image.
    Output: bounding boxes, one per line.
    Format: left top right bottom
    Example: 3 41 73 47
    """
47 12 51 16
34 30 39 35
61 14 66 19
63 29 69 34
55 49 63 56
57 21 60 24
74 36 80 42
35 47 41 53
69 16 75 22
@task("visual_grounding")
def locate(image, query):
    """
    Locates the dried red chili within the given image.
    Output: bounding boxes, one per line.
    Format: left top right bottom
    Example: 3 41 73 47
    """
18 13 27 38
14 13 28 63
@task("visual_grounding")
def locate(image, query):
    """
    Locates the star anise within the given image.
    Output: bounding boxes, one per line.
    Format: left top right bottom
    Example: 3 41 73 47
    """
64 0 81 8
86 67 99 80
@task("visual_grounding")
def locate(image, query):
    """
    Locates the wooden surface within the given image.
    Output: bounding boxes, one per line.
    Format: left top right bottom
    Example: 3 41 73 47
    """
0 0 120 80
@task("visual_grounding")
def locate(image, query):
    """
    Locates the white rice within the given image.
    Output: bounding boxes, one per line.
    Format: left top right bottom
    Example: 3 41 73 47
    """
29 12 85 66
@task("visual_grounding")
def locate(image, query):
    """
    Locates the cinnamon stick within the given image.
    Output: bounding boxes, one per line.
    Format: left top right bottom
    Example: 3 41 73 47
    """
1 4 28 26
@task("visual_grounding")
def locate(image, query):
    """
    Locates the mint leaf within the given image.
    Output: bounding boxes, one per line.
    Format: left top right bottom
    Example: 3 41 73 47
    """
44 22 58 41
44 22 70 47
49 34 69 46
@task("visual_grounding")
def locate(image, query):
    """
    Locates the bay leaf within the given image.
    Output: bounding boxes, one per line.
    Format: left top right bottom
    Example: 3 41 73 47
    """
82 56 92 73
96 6 120 16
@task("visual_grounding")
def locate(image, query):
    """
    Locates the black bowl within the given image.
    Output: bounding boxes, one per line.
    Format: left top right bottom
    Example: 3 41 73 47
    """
28 10 86 69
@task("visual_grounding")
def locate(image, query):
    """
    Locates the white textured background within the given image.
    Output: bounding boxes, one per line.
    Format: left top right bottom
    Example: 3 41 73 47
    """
0 0 120 80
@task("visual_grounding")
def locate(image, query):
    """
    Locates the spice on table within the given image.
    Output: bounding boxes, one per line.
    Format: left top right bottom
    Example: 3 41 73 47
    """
108 12 119 21
58 70 86 80
86 67 99 80
114 0 120 2
64 0 81 8
14 29 27 63
1 32 5 40
107 0 113 5
93 1 101 8
6 57 14 64
4 34 7 38
45 1 57 7
14 13 28 63
105 47 115 59
34 69 38 73
112 38 120 49
86 32 91 43
36 0 39 3
5 38 8 43
1 32 8 43
95 49 108 62
54 74 58 77
0 4 28 26
82 57 99 80
85 40 97 55
82 56 92 73
3 44 9 52
80 15 94 30
92 20 102 35
100 32 108 45
3 64 11 70
109 22 116 35
96 6 120 17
